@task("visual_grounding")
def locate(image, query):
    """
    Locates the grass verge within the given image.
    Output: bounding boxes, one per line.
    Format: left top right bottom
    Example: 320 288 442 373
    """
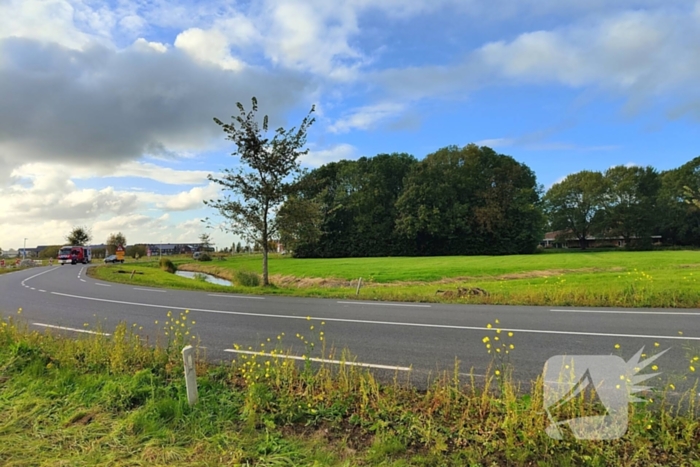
1 311 699 466
89 250 700 308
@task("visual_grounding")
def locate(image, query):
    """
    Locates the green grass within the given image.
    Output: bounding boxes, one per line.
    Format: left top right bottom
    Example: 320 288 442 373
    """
89 250 700 308
173 250 700 282
1 312 699 466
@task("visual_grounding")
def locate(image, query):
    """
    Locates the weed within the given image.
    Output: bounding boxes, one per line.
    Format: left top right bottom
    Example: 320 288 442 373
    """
235 270 261 287
159 257 177 273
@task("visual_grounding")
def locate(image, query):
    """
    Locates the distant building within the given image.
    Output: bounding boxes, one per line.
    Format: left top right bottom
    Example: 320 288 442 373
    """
143 243 214 256
541 231 662 249
1 249 18 258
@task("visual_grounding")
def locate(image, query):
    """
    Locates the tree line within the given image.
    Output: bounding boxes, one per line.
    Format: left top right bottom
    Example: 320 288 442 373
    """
276 152 700 256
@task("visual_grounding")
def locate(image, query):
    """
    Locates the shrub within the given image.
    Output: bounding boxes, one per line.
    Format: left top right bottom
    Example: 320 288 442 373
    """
235 270 260 287
159 257 177 273
198 253 212 262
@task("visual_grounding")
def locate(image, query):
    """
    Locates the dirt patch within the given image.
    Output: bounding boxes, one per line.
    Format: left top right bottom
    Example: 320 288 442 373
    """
270 274 356 288
494 267 625 281
66 411 96 426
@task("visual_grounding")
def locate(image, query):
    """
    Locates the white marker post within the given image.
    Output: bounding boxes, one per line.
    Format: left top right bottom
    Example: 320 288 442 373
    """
182 345 198 406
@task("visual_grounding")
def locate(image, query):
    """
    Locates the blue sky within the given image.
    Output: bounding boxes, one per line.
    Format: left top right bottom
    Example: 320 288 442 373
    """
1 0 699 250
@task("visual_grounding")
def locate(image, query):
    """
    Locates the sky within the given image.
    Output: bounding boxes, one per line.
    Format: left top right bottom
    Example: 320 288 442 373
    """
1 0 699 250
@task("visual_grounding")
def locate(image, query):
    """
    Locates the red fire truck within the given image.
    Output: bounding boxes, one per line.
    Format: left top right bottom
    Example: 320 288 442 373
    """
58 246 92 265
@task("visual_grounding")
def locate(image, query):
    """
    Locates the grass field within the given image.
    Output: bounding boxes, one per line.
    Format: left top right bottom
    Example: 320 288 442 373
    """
89 250 700 308
1 312 698 466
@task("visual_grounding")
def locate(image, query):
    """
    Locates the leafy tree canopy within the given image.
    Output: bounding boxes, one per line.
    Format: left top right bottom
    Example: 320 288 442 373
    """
106 232 127 255
206 97 315 285
66 226 92 246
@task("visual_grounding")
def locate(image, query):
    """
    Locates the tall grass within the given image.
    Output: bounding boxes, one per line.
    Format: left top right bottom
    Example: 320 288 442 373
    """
1 311 699 466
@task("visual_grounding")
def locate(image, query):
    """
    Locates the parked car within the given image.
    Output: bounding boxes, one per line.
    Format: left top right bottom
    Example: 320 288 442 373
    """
104 255 122 264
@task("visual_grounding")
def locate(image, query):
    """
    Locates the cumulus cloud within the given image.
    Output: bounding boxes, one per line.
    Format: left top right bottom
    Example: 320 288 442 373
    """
156 183 221 211
328 103 406 133
0 36 310 177
301 143 359 167
388 6 698 113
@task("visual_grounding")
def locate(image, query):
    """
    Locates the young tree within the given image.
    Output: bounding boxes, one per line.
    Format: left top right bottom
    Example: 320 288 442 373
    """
106 232 127 255
66 226 92 246
236 242 242 253
199 233 213 251
206 97 315 285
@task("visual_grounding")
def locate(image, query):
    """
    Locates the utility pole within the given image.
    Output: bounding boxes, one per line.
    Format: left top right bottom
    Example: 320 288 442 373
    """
23 238 27 260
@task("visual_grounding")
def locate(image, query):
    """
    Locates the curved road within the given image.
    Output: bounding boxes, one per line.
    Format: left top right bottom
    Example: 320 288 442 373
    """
1 265 699 390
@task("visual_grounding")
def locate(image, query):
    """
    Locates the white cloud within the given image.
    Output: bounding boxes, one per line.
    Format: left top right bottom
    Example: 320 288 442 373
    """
174 27 245 71
329 103 406 133
0 0 97 50
157 183 221 211
0 35 310 177
132 38 167 53
477 8 700 105
11 161 211 186
301 143 358 167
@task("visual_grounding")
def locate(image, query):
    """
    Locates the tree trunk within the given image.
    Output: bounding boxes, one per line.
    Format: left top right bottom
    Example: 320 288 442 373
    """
262 202 269 286
579 236 587 250
262 245 269 286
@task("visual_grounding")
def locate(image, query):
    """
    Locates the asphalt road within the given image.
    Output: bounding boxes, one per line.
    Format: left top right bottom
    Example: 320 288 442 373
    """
2 265 699 392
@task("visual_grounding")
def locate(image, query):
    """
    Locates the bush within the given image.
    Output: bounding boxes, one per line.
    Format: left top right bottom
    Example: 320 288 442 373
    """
235 270 260 287
198 253 212 262
159 257 177 273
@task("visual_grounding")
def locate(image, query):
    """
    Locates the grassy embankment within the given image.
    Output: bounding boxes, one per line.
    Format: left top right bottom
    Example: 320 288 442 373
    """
89 250 700 308
1 310 699 466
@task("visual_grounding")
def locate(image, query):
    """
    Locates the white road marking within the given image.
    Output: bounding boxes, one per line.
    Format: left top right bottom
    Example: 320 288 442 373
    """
95 283 111 287
553 309 700 316
338 301 431 308
80 279 86 282
224 349 412 371
48 291 700 341
20 267 57 286
208 294 264 300
38 289 46 293
133 288 166 293
32 322 111 336
30 287 35 290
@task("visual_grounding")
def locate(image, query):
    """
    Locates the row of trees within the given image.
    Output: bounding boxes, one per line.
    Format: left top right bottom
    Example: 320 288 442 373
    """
545 158 700 249
280 154 700 257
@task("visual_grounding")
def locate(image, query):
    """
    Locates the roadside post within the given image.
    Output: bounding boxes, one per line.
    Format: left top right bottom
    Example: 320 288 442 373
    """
182 345 198 406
